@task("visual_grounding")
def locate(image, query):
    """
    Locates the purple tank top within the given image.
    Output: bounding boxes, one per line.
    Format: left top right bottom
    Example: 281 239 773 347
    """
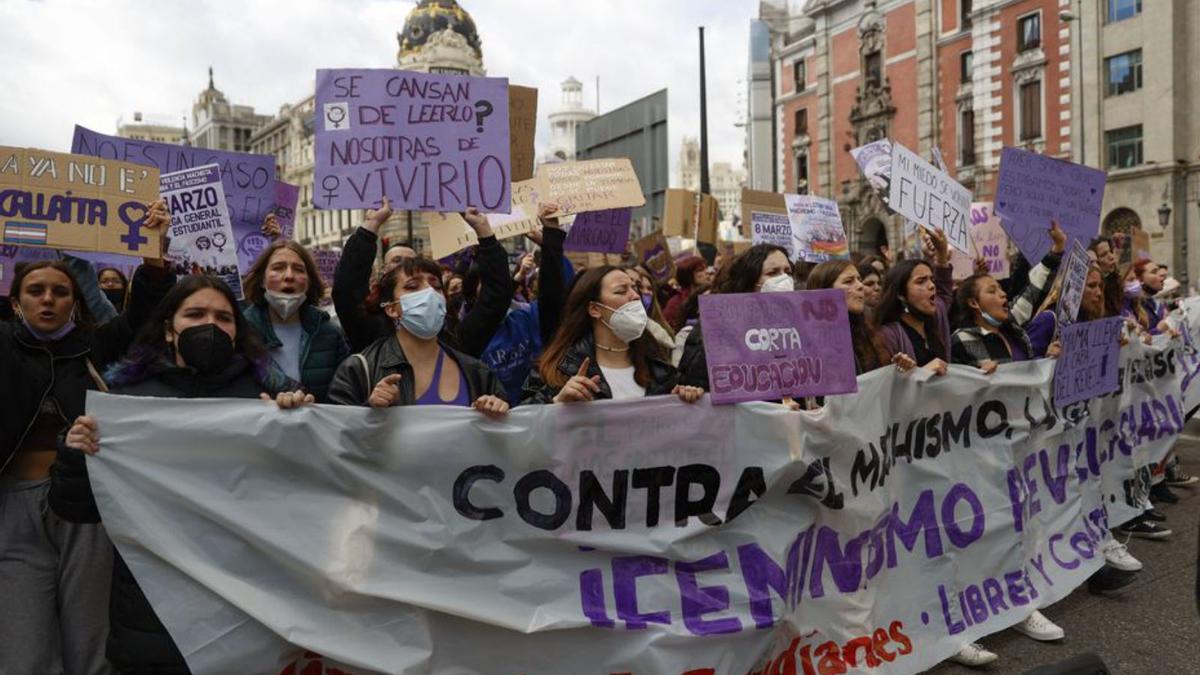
414 348 471 406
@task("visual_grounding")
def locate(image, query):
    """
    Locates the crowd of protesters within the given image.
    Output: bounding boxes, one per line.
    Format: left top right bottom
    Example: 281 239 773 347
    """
0 193 1194 673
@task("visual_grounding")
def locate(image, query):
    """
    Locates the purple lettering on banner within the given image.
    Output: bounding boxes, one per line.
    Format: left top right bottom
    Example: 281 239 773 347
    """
611 555 671 629
674 551 742 635
995 147 1106 264
564 208 633 254
313 69 511 213
273 181 300 241
698 289 858 404
71 125 276 274
1053 317 1124 407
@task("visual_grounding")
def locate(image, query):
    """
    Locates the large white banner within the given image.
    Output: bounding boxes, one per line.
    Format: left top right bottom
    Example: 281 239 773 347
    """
85 307 1200 675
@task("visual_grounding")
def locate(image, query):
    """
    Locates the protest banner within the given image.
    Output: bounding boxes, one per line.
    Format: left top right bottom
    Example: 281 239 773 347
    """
0 146 162 257
633 230 674 282
564 207 632 254
311 249 340 304
313 69 511 213
508 85 538 182
849 139 893 206
0 245 60 295
749 210 794 259
85 311 1200 675
72 125 275 272
426 178 544 259
698 290 858 403
739 188 786 237
160 164 243 298
994 147 1106 264
272 181 300 241
888 142 971 254
785 194 848 262
949 202 1011 280
1054 240 1091 328
539 158 645 217
1053 316 1124 407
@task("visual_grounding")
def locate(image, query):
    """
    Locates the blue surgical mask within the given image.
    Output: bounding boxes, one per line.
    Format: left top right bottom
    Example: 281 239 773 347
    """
17 306 77 342
641 293 653 311
981 311 1004 328
395 287 446 340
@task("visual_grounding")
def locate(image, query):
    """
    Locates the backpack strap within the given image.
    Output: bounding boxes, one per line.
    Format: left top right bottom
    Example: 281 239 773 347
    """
354 353 370 402
85 359 109 393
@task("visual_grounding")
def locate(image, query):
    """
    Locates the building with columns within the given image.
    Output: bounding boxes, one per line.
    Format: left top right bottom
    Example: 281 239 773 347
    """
190 68 273 152
753 0 1072 255
544 76 596 162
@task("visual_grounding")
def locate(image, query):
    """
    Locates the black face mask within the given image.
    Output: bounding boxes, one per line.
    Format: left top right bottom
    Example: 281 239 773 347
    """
175 323 235 374
103 288 126 310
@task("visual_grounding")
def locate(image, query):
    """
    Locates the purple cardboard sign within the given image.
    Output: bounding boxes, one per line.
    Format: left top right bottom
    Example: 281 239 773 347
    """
564 208 632 253
1053 317 1124 407
313 69 511 213
71 125 277 274
995 147 1106 265
273 181 300 241
312 249 341 304
0 245 60 295
698 289 858 404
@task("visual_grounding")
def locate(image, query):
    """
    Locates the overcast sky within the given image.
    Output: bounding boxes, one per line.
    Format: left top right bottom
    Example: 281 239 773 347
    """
1 0 757 181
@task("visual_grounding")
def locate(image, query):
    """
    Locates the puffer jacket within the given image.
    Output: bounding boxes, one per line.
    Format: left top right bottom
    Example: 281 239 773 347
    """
243 301 349 402
519 333 681 405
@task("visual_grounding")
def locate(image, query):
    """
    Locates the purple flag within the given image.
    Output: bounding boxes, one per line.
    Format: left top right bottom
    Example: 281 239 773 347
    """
995 146 1106 264
273 181 300 241
1053 317 1124 407
71 125 276 274
313 69 511 213
698 290 858 404
564 208 632 254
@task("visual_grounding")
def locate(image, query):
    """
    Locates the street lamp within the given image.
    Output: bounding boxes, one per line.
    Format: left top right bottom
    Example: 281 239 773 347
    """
1158 202 1172 228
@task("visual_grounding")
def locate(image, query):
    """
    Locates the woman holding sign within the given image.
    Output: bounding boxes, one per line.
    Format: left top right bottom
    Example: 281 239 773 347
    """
805 260 909 375
56 274 310 675
520 266 703 404
327 256 510 414
875 228 954 374
242 240 350 402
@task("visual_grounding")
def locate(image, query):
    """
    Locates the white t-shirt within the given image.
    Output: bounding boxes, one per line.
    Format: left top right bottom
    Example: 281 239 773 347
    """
272 320 304 383
599 364 645 401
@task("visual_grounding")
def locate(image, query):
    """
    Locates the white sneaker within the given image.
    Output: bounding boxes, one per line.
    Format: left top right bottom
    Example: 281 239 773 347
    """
949 643 999 667
1102 538 1143 571
1013 609 1065 641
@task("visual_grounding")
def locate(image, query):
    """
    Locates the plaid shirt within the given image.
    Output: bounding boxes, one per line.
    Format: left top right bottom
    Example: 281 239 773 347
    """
950 257 1056 367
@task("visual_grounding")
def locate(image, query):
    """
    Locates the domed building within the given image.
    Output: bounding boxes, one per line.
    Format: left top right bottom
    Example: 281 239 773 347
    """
396 0 485 76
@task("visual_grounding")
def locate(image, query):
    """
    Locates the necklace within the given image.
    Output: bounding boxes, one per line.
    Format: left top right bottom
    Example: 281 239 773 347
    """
594 342 629 353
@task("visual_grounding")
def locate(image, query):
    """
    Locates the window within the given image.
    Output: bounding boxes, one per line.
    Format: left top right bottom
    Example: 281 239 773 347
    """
793 59 806 92
1106 0 1142 23
960 0 973 30
795 151 809 194
960 109 976 166
1019 80 1042 140
864 51 882 88
1018 13 1041 52
1106 125 1143 168
794 108 808 135
960 51 974 83
1105 50 1142 96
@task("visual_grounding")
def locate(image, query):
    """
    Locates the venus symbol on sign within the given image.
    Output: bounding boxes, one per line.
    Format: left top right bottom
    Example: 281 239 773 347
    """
323 102 350 131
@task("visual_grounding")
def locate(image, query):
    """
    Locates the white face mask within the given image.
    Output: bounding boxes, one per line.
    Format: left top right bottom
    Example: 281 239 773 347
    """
594 299 649 344
760 274 795 293
265 290 306 321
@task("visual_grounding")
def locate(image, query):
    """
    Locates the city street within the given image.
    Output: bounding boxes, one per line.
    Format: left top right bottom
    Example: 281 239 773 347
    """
929 434 1200 675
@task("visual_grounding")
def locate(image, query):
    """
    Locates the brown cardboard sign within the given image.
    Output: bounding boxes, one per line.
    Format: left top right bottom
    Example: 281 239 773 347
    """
633 229 676 282
538 158 645 217
508 85 538 182
740 188 787 235
0 146 162 256
663 188 719 243
428 178 544 259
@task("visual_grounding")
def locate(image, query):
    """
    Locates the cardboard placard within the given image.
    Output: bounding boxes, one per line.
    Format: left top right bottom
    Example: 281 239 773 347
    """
1132 227 1150 261
508 85 538 183
888 142 971 254
427 178 544 259
72 125 275 271
272 181 300 241
740 188 788 236
663 188 719 243
538 158 645 217
0 146 162 256
749 210 795 260
949 203 1012 281
312 249 341 293
698 290 858 404
0 245 60 295
995 147 1106 264
1055 240 1091 328
785 194 848 262
314 69 511 213
717 240 752 260
1053 317 1123 407
161 164 243 297
633 230 675 282
564 208 632 254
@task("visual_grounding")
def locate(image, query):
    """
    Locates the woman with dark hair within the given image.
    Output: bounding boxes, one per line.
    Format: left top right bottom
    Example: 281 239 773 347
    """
806 260 908 374
328 256 509 413
663 256 712 329
55 275 308 675
521 266 703 404
674 244 798 388
0 199 171 675
874 228 953 374
98 266 129 312
242 239 349 402
950 223 1064 371
856 261 883 310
